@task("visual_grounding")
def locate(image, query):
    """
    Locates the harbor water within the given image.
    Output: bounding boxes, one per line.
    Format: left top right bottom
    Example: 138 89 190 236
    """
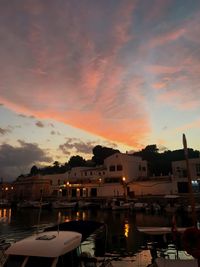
0 207 197 266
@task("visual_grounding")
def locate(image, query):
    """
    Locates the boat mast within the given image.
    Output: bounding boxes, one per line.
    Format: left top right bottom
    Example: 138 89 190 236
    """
182 133 197 226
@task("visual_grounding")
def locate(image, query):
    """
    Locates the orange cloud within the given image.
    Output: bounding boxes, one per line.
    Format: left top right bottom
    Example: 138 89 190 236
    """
152 82 167 90
0 1 151 149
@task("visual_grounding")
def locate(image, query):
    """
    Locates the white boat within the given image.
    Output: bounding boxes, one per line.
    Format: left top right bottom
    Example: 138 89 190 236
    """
52 200 77 209
17 200 34 208
31 201 50 208
3 230 82 267
132 202 148 211
17 200 50 209
150 257 198 267
77 200 93 209
2 220 144 267
137 226 198 267
0 199 11 208
137 226 187 235
111 200 132 210
185 204 200 213
2 220 109 267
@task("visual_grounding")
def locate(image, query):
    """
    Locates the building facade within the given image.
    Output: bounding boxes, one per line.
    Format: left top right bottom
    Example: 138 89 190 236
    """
9 153 200 201
172 158 200 194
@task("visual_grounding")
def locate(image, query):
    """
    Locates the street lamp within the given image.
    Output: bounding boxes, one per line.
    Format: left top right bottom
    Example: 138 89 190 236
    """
122 177 127 200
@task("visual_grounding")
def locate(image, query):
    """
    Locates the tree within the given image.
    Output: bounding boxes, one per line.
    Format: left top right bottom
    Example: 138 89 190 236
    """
68 155 86 168
30 165 39 175
92 145 120 165
53 161 60 168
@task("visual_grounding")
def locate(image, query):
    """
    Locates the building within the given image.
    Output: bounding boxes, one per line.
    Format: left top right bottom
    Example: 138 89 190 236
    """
0 181 14 200
172 158 200 194
11 153 200 201
10 153 148 201
59 153 148 199
12 175 51 201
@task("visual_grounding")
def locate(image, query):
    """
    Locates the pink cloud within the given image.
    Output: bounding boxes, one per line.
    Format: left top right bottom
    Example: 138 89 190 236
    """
157 89 200 111
152 82 167 90
148 28 186 49
146 64 181 74
0 1 151 148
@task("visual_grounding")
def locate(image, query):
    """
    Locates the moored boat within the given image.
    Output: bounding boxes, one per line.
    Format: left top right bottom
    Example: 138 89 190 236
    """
52 200 77 209
150 257 198 267
3 230 82 267
2 220 111 267
111 199 132 210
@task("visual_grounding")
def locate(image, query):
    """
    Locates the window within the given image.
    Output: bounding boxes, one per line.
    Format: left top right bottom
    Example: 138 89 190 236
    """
109 165 115 172
117 165 123 171
177 182 189 193
84 172 87 176
25 256 54 267
196 164 200 176
104 177 121 183
90 188 97 197
4 255 27 267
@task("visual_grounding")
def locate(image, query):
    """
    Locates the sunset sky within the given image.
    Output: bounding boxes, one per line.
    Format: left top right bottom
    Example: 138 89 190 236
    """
1 0 200 180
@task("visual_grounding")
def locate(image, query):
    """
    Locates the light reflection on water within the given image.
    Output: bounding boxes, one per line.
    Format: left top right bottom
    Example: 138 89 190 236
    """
0 207 196 255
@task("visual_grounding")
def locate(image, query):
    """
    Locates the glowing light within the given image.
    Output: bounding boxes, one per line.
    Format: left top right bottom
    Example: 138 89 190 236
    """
122 177 126 182
124 223 129 238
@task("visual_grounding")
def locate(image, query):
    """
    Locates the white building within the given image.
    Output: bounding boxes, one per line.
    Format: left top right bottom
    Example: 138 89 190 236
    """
58 153 148 199
104 153 147 181
14 152 197 200
172 158 200 194
41 153 148 199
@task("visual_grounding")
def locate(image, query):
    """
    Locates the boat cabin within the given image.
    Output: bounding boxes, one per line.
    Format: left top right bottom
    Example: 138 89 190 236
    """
4 231 82 267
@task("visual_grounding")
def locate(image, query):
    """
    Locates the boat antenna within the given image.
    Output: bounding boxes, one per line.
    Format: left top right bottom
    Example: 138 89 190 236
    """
182 133 197 227
37 186 44 234
57 211 61 235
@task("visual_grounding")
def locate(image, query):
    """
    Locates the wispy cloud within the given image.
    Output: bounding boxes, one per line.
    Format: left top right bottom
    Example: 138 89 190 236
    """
0 0 200 151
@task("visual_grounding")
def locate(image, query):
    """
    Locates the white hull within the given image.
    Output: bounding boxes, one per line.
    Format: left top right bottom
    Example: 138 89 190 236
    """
151 257 198 267
137 226 187 235
52 201 77 209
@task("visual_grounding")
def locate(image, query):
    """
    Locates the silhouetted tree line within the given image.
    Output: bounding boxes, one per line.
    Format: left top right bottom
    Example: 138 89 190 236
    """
22 144 200 178
132 145 200 176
